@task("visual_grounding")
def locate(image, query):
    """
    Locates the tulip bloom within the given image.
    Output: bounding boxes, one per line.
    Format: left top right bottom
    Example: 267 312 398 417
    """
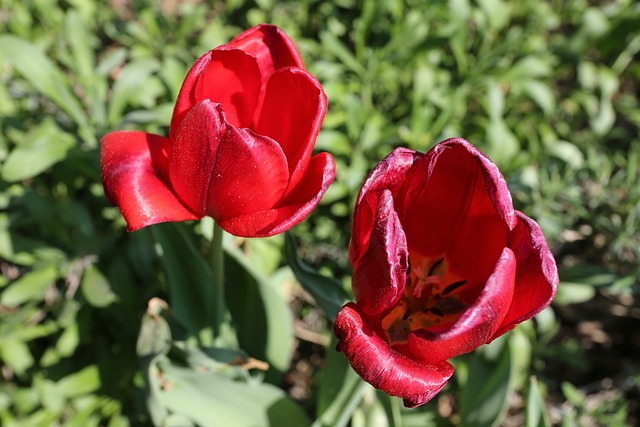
334 138 558 407
101 24 335 237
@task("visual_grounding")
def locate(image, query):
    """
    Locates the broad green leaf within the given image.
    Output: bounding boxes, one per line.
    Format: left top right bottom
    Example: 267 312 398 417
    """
486 118 519 169
57 365 101 398
80 265 117 307
107 58 160 126
314 337 365 427
0 35 90 133
558 264 618 287
152 223 214 344
1 119 76 182
136 310 172 363
522 80 556 116
459 340 513 427
225 250 294 383
0 340 34 376
546 141 584 169
154 358 311 427
34 376 65 414
284 232 348 321
65 10 107 128
526 377 551 427
554 282 596 305
55 322 80 357
561 382 584 407
320 31 364 75
65 11 95 87
1 264 58 306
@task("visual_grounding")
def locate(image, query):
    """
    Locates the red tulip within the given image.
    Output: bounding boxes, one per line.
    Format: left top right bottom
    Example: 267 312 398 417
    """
101 24 335 237
334 138 558 407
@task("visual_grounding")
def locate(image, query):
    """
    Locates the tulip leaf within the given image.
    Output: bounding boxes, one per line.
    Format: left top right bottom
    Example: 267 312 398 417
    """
525 376 551 427
1 264 58 307
284 232 349 321
150 357 311 427
151 223 214 345
0 35 90 135
459 339 514 427
314 336 365 427
225 249 294 383
1 119 76 182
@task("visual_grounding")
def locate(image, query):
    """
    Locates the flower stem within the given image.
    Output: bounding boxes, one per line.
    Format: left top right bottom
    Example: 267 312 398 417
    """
211 220 225 337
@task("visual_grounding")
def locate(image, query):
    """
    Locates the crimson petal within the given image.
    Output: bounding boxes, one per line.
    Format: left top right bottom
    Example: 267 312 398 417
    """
229 23 305 76
100 131 199 231
254 67 327 189
170 48 262 136
217 152 335 237
352 190 408 318
335 303 454 408
169 100 289 225
493 211 559 338
350 148 417 267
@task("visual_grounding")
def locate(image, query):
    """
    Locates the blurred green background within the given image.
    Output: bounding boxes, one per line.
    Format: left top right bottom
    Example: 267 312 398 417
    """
0 0 639 425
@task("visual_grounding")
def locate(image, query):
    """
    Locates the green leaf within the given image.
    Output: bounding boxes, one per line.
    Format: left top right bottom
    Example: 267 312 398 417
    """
1 264 58 306
57 365 101 398
152 223 214 344
314 337 365 427
65 11 95 85
522 80 556 116
107 58 160 126
225 250 294 383
1 119 76 182
0 340 34 376
0 35 90 133
459 339 513 427
136 309 172 363
56 322 80 357
284 232 348 321
154 358 311 427
80 265 117 308
554 282 596 305
525 377 551 427
561 382 584 407
320 31 364 75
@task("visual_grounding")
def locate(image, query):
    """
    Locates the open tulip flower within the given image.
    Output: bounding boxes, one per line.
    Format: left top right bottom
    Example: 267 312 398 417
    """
101 24 335 237
334 138 558 408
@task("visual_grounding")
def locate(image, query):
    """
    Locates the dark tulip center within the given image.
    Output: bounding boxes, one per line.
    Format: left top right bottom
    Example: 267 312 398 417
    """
382 256 470 345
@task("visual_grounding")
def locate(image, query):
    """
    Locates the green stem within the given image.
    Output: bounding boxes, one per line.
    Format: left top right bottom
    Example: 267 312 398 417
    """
211 220 225 337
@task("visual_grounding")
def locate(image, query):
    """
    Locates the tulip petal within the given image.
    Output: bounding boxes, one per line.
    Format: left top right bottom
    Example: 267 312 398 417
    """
408 247 516 363
493 211 558 338
170 48 262 136
396 139 515 261
350 148 417 267
169 100 290 224
254 67 327 189
230 23 305 76
335 303 454 408
352 190 408 318
217 152 335 237
100 131 200 231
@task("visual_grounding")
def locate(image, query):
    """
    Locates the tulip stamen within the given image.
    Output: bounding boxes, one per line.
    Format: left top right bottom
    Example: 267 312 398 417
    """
381 255 472 347
430 307 445 317
442 280 467 295
428 258 444 276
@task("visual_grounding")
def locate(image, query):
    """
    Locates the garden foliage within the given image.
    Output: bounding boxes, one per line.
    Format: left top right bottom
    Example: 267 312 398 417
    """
0 0 638 426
